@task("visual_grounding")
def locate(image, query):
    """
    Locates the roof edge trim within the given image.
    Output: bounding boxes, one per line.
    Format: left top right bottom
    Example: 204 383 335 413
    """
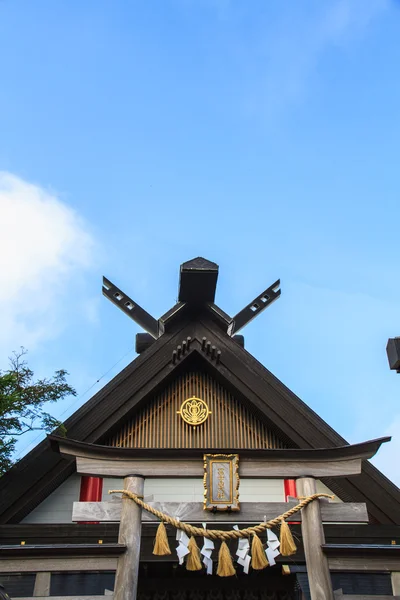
49 435 390 462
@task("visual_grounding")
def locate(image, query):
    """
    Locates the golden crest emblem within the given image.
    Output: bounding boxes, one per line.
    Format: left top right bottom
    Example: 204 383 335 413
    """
177 397 211 426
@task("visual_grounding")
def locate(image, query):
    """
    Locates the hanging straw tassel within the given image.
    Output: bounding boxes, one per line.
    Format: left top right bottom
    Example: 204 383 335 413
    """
153 522 171 556
186 536 203 571
217 541 236 577
279 519 297 556
251 534 269 570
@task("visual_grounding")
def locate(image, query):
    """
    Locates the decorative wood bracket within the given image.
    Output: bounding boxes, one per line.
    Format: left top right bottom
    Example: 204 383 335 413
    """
201 337 221 363
171 337 192 364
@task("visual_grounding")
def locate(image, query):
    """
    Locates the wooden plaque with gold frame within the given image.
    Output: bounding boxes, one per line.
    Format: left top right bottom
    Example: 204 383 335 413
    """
203 454 240 512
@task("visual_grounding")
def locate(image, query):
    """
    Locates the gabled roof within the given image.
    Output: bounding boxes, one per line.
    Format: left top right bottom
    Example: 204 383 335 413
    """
2 257 400 525
0 315 399 525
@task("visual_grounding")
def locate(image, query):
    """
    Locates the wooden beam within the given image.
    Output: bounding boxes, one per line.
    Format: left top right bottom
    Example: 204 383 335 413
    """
102 277 158 339
18 597 112 600
298 477 334 600
228 279 281 335
113 475 144 600
393 573 400 596
0 543 125 559
33 572 50 597
72 500 368 523
328 557 400 571
0 557 117 572
53 435 387 462
334 591 400 600
76 456 362 478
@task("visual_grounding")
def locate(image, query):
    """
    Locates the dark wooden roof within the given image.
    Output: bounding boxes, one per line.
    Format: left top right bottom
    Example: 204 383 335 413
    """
0 314 399 525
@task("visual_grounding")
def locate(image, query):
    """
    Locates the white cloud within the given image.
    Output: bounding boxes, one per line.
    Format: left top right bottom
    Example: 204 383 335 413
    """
0 172 94 359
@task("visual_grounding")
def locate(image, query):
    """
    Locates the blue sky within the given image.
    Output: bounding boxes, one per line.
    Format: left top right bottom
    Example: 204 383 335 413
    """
0 0 399 484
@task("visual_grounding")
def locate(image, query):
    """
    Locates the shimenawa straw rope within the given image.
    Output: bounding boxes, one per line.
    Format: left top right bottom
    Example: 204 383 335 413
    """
108 489 333 541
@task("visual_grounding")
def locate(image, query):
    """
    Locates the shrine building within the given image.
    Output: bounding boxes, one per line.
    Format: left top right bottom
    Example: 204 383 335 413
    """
0 257 400 600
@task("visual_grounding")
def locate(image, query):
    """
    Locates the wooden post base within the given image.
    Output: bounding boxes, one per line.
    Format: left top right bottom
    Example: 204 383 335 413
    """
113 475 145 600
298 477 334 600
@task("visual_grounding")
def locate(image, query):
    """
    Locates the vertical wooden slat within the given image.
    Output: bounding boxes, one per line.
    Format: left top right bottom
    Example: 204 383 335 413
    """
153 398 157 448
220 381 224 448
153 397 157 447
179 376 182 448
235 397 241 448
256 416 261 449
187 375 191 448
151 397 156 448
208 373 212 448
247 409 252 448
251 411 256 448
146 404 150 448
220 382 226 447
213 375 219 449
244 402 249 448
145 403 149 448
185 376 187 448
239 401 245 448
106 371 286 450
137 408 141 447
197 373 201 448
163 389 166 448
225 383 230 447
203 374 206 448
171 386 175 450
202 374 205 448
178 378 186 448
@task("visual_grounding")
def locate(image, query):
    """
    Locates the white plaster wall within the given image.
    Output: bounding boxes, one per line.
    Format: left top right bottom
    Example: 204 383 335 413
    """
21 475 339 524
22 473 81 524
102 477 285 503
22 476 285 523
316 479 342 502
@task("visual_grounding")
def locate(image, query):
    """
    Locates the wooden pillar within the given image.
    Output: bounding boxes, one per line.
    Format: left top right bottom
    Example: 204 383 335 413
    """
114 474 145 600
33 572 51 596
80 476 103 502
79 476 103 524
297 477 334 600
284 479 297 501
392 572 400 595
284 479 300 524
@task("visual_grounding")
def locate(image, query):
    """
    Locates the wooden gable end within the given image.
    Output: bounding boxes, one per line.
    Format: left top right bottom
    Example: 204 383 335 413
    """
104 371 287 450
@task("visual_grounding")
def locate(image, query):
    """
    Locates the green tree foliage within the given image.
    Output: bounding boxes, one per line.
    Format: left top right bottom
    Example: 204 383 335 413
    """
0 349 76 476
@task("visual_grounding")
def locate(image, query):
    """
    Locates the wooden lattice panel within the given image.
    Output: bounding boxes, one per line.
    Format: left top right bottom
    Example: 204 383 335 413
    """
106 372 286 449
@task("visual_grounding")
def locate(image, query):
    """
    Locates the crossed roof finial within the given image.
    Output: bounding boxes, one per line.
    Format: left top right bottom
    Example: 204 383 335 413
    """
102 257 280 339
